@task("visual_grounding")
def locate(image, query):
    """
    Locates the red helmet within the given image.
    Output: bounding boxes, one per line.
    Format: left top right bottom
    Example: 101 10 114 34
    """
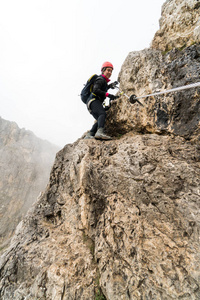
101 62 114 71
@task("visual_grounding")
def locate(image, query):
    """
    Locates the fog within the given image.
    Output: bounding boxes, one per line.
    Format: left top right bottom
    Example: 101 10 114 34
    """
0 0 165 147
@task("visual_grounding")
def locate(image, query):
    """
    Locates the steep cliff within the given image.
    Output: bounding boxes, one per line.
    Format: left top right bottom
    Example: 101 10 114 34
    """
0 134 199 299
0 117 59 253
0 0 200 299
108 44 200 142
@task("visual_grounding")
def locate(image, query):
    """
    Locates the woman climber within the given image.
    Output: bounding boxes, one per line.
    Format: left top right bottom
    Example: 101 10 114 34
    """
85 62 118 140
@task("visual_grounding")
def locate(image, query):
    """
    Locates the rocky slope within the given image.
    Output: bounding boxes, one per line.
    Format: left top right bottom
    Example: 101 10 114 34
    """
0 134 199 299
0 117 59 253
0 0 200 299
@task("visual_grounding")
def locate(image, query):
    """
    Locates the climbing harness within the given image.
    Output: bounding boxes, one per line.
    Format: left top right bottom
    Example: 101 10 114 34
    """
114 81 200 105
87 97 96 113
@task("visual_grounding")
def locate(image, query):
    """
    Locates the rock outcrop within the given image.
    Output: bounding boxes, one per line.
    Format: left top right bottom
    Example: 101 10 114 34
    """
0 117 59 253
152 0 200 51
107 43 200 143
0 0 200 299
0 133 200 299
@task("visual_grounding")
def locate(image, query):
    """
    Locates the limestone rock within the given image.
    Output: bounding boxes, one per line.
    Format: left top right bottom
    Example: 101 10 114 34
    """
107 44 200 143
0 134 199 299
0 117 59 253
1 0 200 299
152 0 200 51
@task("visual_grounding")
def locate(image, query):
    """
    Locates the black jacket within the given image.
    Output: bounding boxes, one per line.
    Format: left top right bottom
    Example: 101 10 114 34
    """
92 75 109 103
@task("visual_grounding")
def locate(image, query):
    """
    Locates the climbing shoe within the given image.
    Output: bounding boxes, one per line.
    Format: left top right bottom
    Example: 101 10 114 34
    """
95 128 112 140
84 131 94 139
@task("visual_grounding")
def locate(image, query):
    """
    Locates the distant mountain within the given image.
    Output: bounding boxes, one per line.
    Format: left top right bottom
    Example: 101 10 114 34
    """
0 117 60 253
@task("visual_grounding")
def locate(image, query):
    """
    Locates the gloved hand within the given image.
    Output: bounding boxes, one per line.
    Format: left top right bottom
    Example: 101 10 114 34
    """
104 105 111 111
108 94 119 100
108 81 118 89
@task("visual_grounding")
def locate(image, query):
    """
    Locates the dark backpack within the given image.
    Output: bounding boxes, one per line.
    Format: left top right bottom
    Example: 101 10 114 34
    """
80 74 98 103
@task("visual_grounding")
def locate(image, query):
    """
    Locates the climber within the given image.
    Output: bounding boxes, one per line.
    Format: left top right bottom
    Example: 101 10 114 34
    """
85 62 119 140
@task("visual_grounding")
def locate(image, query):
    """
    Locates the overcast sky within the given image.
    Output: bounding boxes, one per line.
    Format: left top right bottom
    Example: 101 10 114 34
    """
0 0 165 148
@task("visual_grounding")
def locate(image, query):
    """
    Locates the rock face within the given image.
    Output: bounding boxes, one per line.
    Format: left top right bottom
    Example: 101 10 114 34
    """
0 134 200 299
108 44 200 143
152 0 200 51
0 117 59 253
0 0 200 299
